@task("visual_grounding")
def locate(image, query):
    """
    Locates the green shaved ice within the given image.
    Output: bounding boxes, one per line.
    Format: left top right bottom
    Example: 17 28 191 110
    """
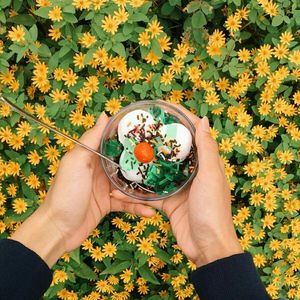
164 114 180 124
165 124 178 139
104 139 123 157
119 150 139 171
123 137 136 151
149 106 165 123
144 158 188 194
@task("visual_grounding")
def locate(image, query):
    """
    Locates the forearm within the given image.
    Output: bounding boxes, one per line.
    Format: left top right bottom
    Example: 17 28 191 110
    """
10 206 65 268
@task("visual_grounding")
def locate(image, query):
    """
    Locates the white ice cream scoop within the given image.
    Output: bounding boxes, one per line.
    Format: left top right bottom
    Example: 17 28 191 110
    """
159 123 192 161
119 151 147 183
118 109 154 144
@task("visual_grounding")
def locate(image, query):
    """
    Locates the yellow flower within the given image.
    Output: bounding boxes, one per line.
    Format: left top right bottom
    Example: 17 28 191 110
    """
146 19 163 38
160 68 174 85
280 31 294 45
257 44 273 61
204 91 220 105
8 134 24 150
26 173 40 189
91 246 104 262
289 50 300 65
28 150 41 165
62 68 78 87
79 32 96 48
138 31 150 46
253 253 266 268
102 242 117 257
145 51 160 65
48 6 63 22
8 25 25 43
209 29 226 47
101 15 119 35
263 213 276 229
120 269 133 283
137 237 156 255
105 98 121 115
12 198 28 214
7 183 17 197
48 26 61 41
225 15 241 32
276 150 294 164
174 43 189 59
158 35 171 52
237 48 251 62
273 43 288 59
73 52 86 69
114 7 129 23
73 0 91 10
44 145 60 162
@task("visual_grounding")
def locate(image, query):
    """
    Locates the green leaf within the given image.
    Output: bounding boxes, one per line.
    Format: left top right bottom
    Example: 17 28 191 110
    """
29 24 38 41
63 13 78 23
21 180 37 200
151 39 162 57
200 103 208 116
34 7 51 18
7 14 36 26
186 1 201 13
70 247 81 264
0 10 6 23
191 10 206 28
0 0 11 8
294 10 300 25
101 260 131 275
138 264 160 284
155 248 171 264
133 84 143 93
112 43 126 57
71 262 98 280
272 15 283 26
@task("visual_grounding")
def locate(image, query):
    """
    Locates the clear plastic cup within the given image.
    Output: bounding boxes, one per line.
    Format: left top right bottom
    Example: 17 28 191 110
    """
100 100 198 200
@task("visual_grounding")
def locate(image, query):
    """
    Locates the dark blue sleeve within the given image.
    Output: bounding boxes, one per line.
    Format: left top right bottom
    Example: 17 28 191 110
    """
0 239 52 300
189 252 271 300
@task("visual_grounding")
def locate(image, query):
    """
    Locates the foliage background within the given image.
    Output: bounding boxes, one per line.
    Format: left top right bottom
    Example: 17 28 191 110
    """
0 0 299 299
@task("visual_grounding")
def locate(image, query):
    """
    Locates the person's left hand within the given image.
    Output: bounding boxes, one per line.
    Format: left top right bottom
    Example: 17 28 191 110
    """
11 112 155 267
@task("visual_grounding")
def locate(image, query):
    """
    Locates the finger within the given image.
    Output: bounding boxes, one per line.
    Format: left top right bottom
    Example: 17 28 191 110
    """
111 198 156 217
196 117 221 172
111 189 163 210
76 112 109 151
219 156 226 174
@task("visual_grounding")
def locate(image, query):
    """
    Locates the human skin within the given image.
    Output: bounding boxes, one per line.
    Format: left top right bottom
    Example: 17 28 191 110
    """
112 105 243 267
11 112 156 268
11 106 242 268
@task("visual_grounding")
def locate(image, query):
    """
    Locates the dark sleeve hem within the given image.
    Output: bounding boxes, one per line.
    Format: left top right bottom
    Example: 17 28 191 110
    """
189 252 270 300
0 238 53 300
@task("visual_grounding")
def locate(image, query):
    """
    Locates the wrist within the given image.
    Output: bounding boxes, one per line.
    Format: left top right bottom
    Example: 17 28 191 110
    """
10 206 65 268
194 236 243 268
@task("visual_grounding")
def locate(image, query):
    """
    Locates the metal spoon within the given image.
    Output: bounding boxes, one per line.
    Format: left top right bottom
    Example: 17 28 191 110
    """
0 96 155 194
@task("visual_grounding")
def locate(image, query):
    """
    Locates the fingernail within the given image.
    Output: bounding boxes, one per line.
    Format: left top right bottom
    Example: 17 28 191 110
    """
96 112 107 124
200 117 210 132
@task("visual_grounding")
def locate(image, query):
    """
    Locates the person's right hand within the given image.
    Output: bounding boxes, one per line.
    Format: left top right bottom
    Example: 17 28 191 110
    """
112 105 243 267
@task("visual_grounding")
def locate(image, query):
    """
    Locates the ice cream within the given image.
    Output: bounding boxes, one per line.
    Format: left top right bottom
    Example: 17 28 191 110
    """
116 109 192 183
117 109 154 144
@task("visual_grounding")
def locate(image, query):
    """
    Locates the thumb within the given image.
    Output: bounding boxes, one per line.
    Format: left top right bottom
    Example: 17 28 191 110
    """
195 117 220 171
77 112 109 151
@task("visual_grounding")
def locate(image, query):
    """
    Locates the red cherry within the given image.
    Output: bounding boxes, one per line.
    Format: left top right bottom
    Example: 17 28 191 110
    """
134 142 154 163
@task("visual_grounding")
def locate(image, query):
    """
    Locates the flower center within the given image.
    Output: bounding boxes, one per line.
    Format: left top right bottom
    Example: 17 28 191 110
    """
134 142 154 163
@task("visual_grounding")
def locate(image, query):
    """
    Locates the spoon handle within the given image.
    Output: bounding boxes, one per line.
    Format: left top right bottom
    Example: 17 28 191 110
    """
0 96 119 168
